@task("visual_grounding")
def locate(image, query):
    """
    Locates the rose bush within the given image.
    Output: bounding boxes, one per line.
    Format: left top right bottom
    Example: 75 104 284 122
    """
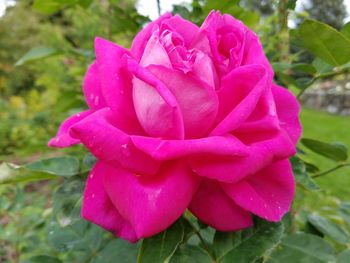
49 10 301 242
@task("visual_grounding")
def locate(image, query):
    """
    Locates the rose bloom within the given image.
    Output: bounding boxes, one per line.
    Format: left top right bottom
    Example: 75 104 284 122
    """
49 11 301 242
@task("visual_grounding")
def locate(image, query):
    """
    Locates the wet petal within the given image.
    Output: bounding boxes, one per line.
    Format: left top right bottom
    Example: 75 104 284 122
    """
222 159 295 221
83 61 106 109
70 108 160 175
94 37 137 123
131 134 248 160
48 110 92 148
190 131 296 183
103 161 200 239
82 162 137 242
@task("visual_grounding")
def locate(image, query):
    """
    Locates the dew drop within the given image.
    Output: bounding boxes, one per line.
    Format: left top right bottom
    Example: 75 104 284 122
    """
90 173 94 179
92 194 95 198
121 143 131 156
94 96 99 105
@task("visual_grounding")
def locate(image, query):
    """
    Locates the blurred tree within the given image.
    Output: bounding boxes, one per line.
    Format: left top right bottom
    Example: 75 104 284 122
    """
241 0 276 16
302 0 347 30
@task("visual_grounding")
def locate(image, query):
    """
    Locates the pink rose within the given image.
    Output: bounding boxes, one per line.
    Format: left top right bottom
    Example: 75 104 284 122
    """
49 11 301 242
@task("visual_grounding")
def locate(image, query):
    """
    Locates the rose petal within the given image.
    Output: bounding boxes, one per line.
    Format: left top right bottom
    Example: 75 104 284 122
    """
160 14 199 48
127 58 185 139
102 160 200 239
82 162 137 242
48 110 92 148
233 86 280 134
94 37 138 123
211 64 268 135
222 159 295 221
272 84 302 144
189 179 253 231
242 30 274 80
148 65 219 138
83 61 106 109
131 12 172 61
140 32 172 68
131 134 248 160
190 130 296 183
70 108 160 175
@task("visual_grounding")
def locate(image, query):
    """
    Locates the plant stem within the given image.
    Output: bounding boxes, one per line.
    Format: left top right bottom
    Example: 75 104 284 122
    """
184 218 217 262
312 163 350 178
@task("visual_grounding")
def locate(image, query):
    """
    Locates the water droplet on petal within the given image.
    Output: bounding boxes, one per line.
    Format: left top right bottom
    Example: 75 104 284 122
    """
94 96 99 105
121 144 131 157
90 173 94 179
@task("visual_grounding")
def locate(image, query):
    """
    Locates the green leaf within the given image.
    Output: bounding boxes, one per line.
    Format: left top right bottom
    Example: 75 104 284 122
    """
25 156 80 177
266 233 336 263
308 214 349 244
24 255 62 263
33 0 62 14
138 219 185 263
339 203 350 226
341 22 350 39
0 162 56 184
212 231 242 259
290 157 320 191
312 58 334 74
169 245 212 263
52 177 85 227
91 239 140 263
48 219 105 252
220 219 284 263
15 47 60 66
292 63 317 75
300 19 350 66
337 250 350 263
301 138 348 162
82 153 97 171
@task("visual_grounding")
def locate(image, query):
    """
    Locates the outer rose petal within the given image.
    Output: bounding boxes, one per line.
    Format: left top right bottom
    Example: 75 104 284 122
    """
272 84 302 144
189 179 253 231
70 108 160 175
242 29 274 80
190 130 295 183
102 161 201 239
94 37 139 124
211 65 268 135
83 61 106 109
148 65 219 138
222 159 295 221
131 12 172 61
131 134 248 160
82 162 137 242
127 59 185 139
48 110 92 148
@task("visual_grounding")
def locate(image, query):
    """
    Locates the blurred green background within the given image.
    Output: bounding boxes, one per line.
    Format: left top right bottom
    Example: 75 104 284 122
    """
0 0 350 262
